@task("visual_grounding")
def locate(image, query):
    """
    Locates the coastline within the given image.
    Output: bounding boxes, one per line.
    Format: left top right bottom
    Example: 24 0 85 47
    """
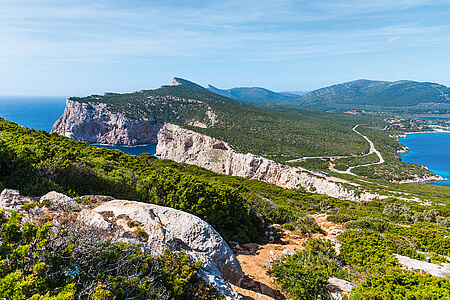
392 175 447 184
91 143 157 148
397 132 450 186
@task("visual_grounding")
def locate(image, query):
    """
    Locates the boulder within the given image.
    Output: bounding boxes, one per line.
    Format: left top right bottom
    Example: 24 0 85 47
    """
395 254 450 278
93 200 243 297
40 191 81 211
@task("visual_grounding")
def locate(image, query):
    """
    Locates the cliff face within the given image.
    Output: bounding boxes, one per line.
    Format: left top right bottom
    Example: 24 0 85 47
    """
51 99 163 145
156 123 378 201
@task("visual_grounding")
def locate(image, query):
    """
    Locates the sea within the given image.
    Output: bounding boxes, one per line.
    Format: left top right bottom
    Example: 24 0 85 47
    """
398 132 450 187
0 96 157 155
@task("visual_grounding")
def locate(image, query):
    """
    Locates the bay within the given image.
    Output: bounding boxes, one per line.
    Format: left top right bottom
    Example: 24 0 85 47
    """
0 96 157 155
399 132 450 186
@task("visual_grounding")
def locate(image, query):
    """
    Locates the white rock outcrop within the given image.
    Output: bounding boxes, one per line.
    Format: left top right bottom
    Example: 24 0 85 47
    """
0 189 26 210
395 254 450 278
0 189 242 299
93 200 243 299
51 99 163 145
40 191 81 211
156 123 378 201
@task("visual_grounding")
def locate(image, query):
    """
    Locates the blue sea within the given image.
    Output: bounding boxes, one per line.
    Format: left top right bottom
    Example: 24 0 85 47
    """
399 132 450 186
0 96 157 155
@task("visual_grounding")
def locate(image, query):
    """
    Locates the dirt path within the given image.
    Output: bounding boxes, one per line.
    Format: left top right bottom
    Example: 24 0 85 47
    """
232 215 344 299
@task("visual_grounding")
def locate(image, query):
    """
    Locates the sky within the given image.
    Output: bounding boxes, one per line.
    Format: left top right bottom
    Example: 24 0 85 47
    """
1 0 450 96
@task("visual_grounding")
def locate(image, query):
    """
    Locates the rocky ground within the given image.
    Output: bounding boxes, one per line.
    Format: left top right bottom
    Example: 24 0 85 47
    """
2 188 450 300
230 214 348 300
0 189 242 299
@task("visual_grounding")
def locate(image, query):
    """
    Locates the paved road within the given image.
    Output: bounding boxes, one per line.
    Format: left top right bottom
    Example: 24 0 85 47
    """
286 124 384 176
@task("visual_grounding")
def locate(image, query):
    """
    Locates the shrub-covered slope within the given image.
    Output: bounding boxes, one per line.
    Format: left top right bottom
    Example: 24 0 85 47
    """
0 117 335 244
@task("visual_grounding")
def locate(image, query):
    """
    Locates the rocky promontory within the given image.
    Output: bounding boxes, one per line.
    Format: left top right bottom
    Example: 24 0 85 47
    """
156 123 379 202
51 99 163 145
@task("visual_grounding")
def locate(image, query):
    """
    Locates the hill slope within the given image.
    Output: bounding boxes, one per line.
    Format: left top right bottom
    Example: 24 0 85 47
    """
207 84 298 103
53 78 373 161
278 79 450 115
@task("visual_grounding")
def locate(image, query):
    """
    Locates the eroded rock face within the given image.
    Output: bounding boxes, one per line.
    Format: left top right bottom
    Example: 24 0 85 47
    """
51 99 163 145
0 189 27 210
93 200 244 286
156 123 378 202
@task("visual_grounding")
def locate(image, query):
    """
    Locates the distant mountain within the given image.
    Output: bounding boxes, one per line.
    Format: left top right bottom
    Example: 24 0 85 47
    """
207 85 298 103
278 79 450 115
281 91 310 96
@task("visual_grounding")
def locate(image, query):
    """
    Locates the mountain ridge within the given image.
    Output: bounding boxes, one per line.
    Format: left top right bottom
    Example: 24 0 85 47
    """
207 84 298 103
278 79 450 114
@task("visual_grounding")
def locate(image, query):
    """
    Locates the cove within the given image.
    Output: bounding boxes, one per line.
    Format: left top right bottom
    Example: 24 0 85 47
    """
398 132 450 186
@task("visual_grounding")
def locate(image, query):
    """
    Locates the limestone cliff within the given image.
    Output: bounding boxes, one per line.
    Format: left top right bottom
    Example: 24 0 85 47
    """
51 99 163 145
156 123 378 202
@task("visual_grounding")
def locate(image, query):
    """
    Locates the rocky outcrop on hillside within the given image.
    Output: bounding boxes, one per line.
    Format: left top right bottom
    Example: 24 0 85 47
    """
0 189 242 300
156 123 378 201
51 99 163 145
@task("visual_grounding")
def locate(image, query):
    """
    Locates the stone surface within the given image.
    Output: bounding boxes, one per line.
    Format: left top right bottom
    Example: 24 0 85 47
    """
156 123 379 201
93 200 244 291
51 99 163 145
77 209 111 230
395 254 450 277
0 189 26 209
0 189 242 299
40 191 81 211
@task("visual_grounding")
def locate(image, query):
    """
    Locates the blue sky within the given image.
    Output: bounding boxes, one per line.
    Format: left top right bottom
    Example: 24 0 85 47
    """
1 0 450 96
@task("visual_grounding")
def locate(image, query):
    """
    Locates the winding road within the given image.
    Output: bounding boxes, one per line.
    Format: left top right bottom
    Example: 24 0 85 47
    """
344 125 384 175
286 124 384 176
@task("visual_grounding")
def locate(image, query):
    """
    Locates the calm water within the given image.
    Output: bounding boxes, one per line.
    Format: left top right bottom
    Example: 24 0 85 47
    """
0 96 157 155
0 96 67 132
399 132 450 186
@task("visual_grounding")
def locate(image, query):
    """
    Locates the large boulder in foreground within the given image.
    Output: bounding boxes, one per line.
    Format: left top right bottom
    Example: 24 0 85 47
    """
93 200 244 286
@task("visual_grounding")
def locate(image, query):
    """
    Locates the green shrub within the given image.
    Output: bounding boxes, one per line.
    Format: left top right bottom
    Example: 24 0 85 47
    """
280 223 293 231
267 250 334 300
350 268 450 300
268 239 345 300
0 210 222 299
345 218 390 233
22 202 37 212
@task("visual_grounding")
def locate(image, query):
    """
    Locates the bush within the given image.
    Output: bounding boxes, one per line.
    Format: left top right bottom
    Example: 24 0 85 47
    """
350 268 450 299
0 210 222 299
268 239 344 300
267 251 334 300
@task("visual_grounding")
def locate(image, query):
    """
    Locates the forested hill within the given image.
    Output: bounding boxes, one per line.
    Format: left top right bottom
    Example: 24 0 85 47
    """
207 84 298 103
65 77 375 161
278 79 450 115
